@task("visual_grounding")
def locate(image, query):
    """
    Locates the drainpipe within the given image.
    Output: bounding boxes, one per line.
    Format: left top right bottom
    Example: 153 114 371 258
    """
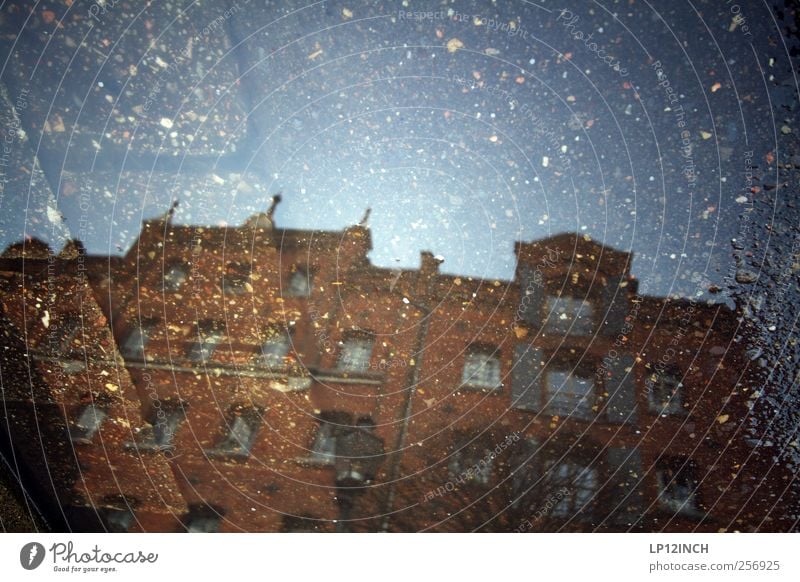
380 299 431 532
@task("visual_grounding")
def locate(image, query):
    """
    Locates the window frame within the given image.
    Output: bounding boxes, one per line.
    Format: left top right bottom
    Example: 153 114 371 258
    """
287 268 312 297
211 409 261 458
163 263 188 291
544 294 594 334
187 322 223 363
258 332 291 368
305 412 354 465
50 315 83 356
461 347 502 390
648 369 685 415
184 507 222 533
545 369 596 419
103 508 135 532
121 321 155 361
221 264 251 296
656 460 699 515
546 461 599 517
69 404 107 443
336 333 375 373
131 403 186 453
309 422 337 464
448 446 494 486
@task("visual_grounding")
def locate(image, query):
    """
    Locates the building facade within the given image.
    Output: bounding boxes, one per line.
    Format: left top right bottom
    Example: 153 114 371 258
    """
0 202 792 532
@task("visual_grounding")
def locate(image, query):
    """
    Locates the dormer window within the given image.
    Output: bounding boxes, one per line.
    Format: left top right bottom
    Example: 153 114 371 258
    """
545 294 594 334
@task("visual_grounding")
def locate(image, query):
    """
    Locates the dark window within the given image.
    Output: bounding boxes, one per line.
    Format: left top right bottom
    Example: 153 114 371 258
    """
310 422 337 464
121 322 154 360
50 315 83 356
288 268 312 296
656 459 699 515
337 334 374 372
184 506 222 533
546 370 595 419
69 404 107 442
545 461 598 517
448 446 493 486
307 412 353 464
215 410 260 456
281 515 322 532
163 264 188 291
648 369 684 415
461 348 501 388
188 322 223 363
259 333 290 367
133 404 185 452
103 508 134 532
510 440 601 522
545 294 594 334
222 264 251 295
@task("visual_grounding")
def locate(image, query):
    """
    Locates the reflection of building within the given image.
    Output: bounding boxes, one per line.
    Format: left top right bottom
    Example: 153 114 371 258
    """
0 202 792 532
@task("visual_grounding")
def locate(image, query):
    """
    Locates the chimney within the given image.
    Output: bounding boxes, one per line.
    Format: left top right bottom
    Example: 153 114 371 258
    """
420 251 443 279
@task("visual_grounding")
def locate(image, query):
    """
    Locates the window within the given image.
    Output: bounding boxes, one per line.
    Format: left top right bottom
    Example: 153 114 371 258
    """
184 506 222 533
163 264 187 291
134 405 185 452
121 322 154 360
545 294 594 334
222 264 251 295
547 462 598 517
337 334 374 372
259 333 290 367
281 515 322 532
69 404 107 442
546 371 595 419
657 460 698 515
448 447 493 486
214 411 260 456
103 508 134 532
310 422 337 464
307 412 353 464
461 348 501 389
51 315 82 355
288 268 312 296
188 322 223 363
648 369 684 415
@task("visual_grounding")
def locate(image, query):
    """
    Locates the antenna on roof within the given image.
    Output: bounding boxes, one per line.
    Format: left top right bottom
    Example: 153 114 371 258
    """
166 199 179 224
267 192 282 221
359 207 371 227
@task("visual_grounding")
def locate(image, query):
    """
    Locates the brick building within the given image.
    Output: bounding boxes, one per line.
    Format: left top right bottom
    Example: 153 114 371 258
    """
0 200 792 532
